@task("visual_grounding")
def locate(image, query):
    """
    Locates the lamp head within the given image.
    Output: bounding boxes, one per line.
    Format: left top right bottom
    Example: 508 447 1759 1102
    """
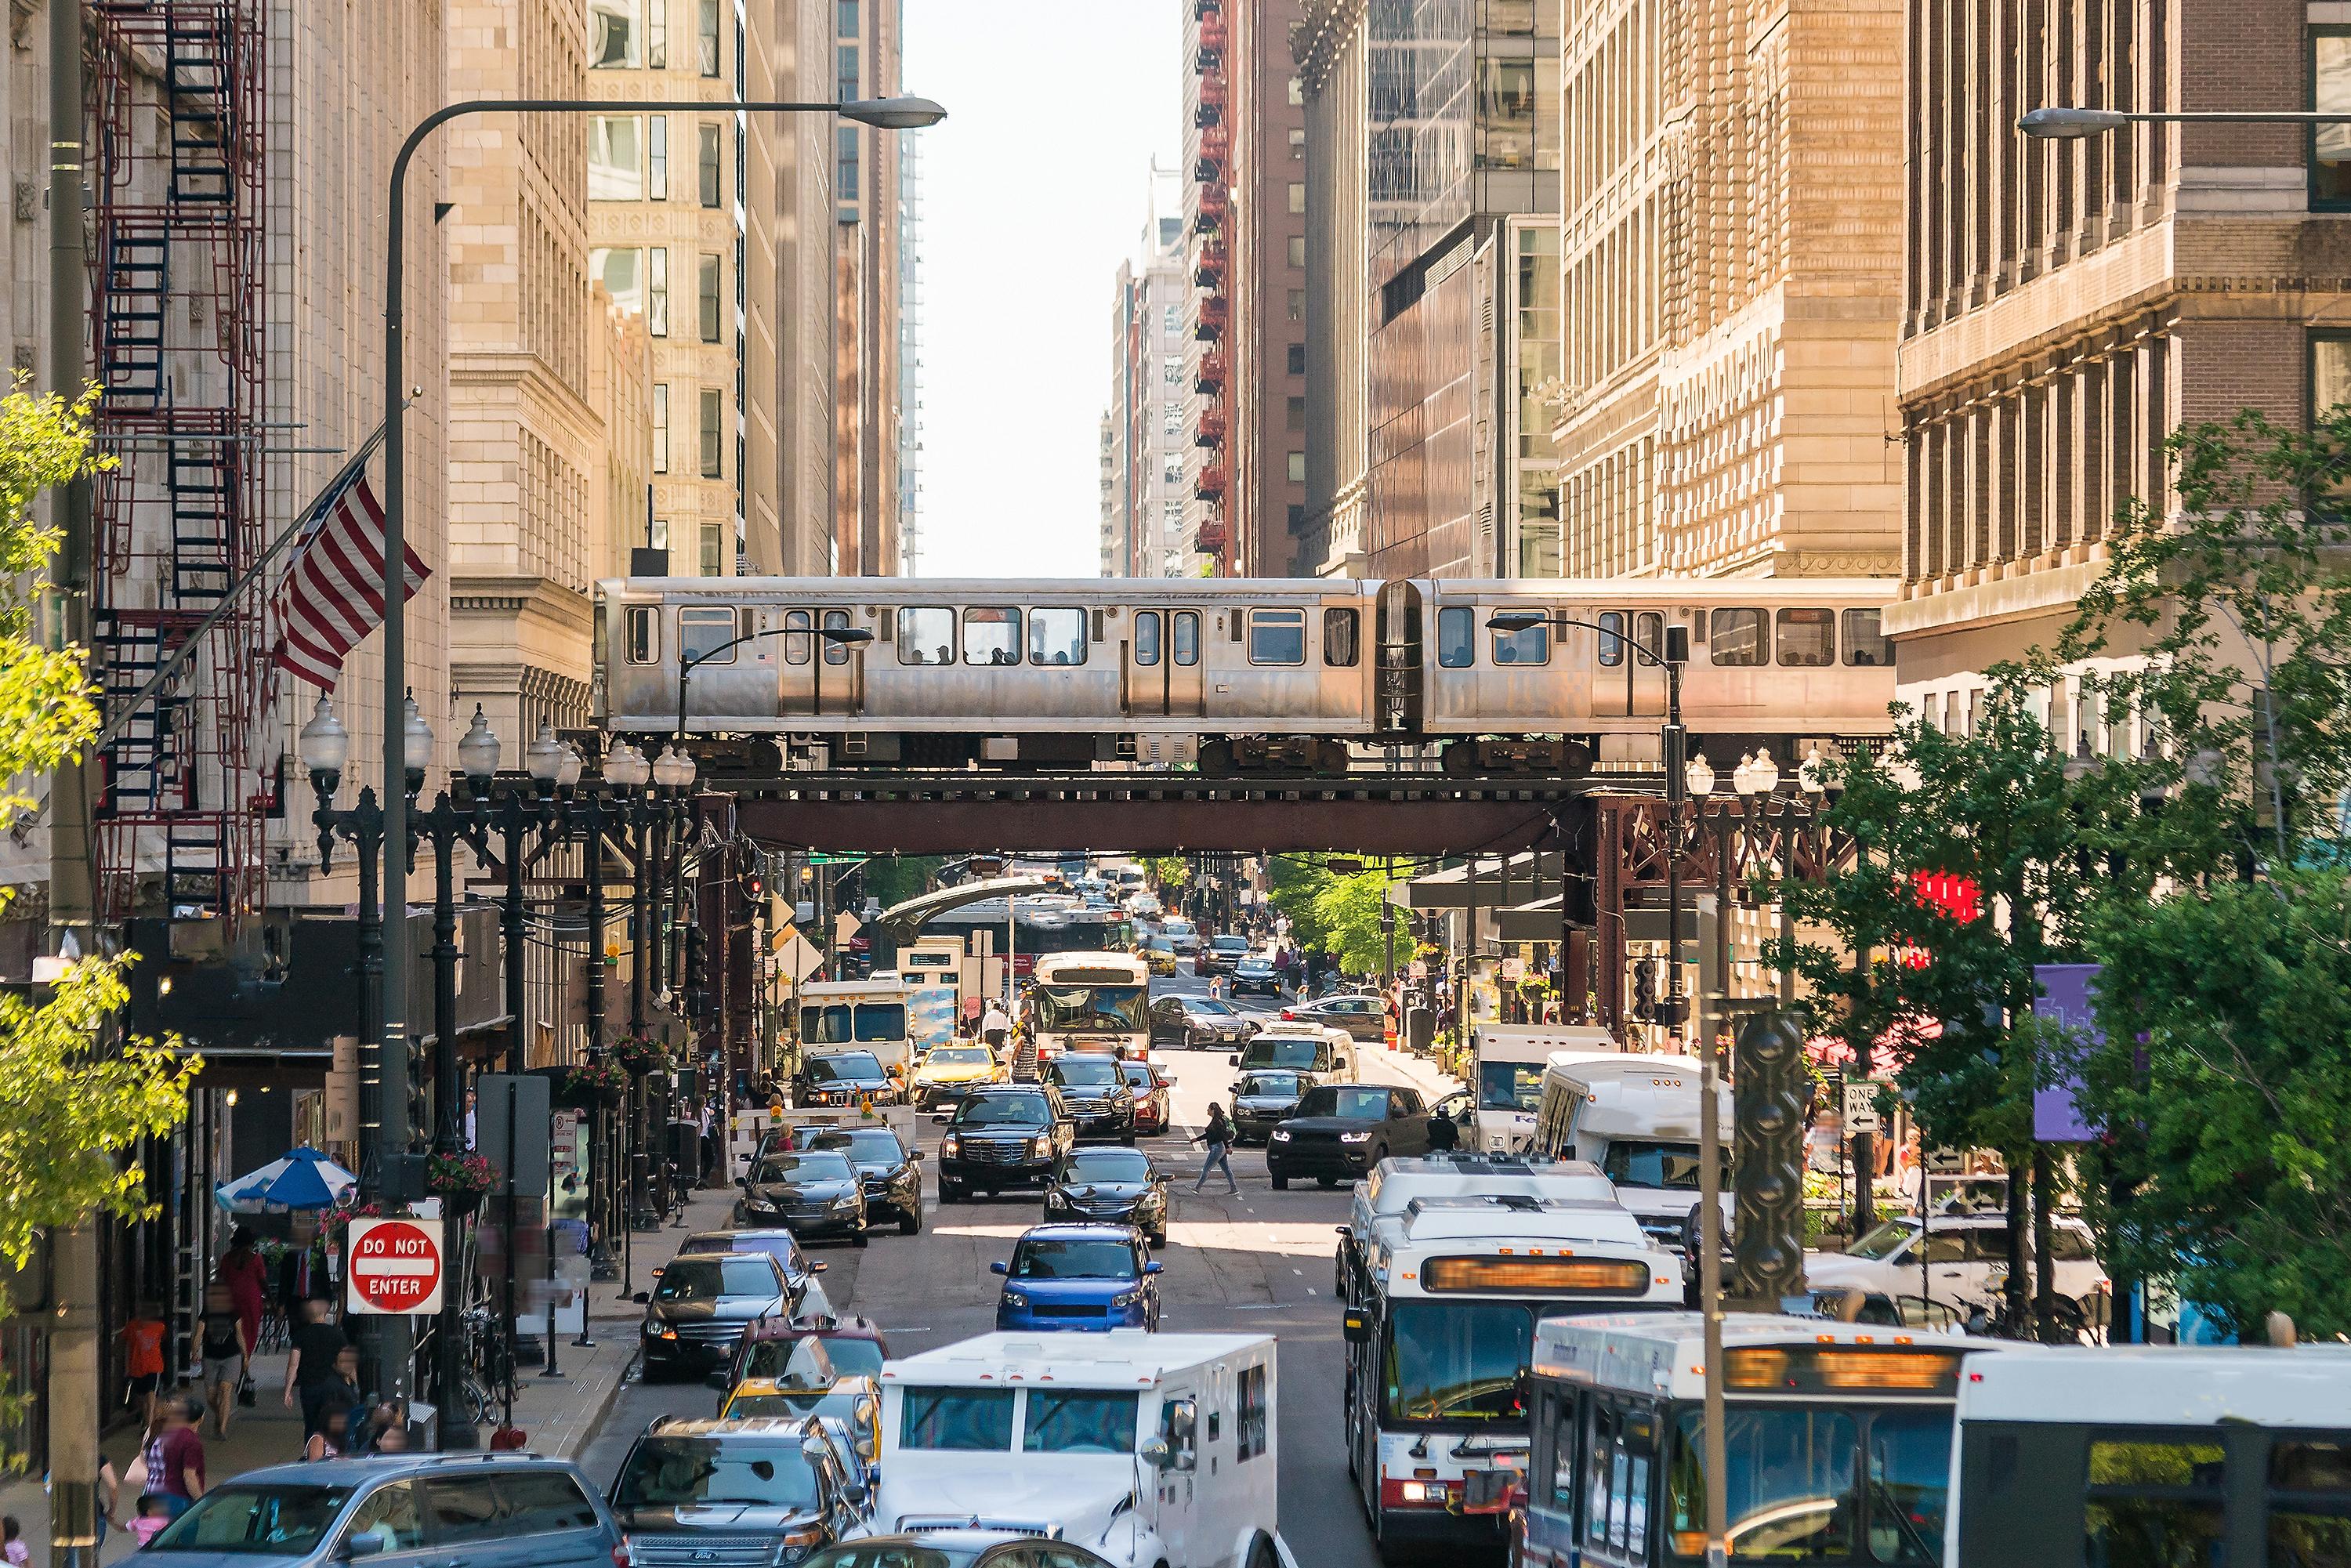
297 693 350 795
603 740 651 789
1684 751 1717 798
400 688 434 793
556 742 585 791
457 704 501 784
823 627 877 646
841 95 948 130
1485 610 1547 633
1798 742 1831 799
652 744 697 791
2018 106 2129 139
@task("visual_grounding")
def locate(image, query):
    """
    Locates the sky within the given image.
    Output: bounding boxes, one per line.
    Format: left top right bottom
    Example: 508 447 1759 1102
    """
902 1 1181 578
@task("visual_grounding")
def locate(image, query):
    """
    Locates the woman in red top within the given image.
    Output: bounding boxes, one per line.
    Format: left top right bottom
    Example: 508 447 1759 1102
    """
216 1228 270 1358
118 1304 166 1429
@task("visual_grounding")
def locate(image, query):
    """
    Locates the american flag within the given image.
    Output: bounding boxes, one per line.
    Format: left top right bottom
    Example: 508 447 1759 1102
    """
273 474 428 690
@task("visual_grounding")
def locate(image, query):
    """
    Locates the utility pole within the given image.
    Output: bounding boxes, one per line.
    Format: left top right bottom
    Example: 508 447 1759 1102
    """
46 5 104 1563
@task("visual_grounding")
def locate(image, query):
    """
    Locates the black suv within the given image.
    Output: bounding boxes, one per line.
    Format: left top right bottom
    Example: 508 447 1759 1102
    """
1044 1053 1137 1143
610 1415 873 1564
1196 933 1251 975
937 1086 1072 1202
633 1252 795 1381
806 1127 924 1236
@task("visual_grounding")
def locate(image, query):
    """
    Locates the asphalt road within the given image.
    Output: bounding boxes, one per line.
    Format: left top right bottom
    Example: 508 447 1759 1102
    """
577 965 1451 1567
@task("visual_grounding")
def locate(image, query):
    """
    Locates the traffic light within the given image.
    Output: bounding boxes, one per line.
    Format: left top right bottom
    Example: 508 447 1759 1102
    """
400 1041 433 1152
1732 1009 1809 1304
1632 958 1658 1022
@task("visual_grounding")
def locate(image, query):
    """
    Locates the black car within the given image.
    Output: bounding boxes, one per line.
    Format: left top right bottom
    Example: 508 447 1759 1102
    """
1196 933 1251 975
1232 954 1283 996
1042 1146 1170 1245
610 1415 873 1561
1147 994 1258 1051
937 1085 1074 1201
735 1148 872 1246
1263 1083 1433 1190
1045 1053 1138 1143
806 1127 923 1236
1230 1069 1307 1144
679 1228 822 1311
795 1049 901 1109
634 1252 795 1381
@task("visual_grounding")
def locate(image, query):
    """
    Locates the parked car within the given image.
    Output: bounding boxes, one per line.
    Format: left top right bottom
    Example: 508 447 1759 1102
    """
1197 933 1251 975
804 1127 924 1236
1803 1211 2110 1318
805 1534 1118 1568
1280 993 1389 1042
722 1317 890 1392
719 1375 883 1465
1147 993 1257 1051
991 1223 1162 1331
677 1229 823 1314
633 1251 796 1382
734 1146 871 1247
1232 954 1283 997
911 1041 1003 1111
610 1416 874 1564
1042 1146 1170 1246
1044 1052 1138 1143
140 1454 620 1568
936 1085 1074 1201
795 1048 902 1108
1118 1057 1172 1135
1264 1083 1436 1190
1230 1069 1307 1145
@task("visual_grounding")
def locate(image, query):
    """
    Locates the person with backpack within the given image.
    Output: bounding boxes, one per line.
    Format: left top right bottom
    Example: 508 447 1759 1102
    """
1190 1104 1240 1195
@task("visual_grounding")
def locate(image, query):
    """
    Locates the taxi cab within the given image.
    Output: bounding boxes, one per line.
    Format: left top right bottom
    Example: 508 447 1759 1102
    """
911 1041 1004 1111
718 1373 883 1463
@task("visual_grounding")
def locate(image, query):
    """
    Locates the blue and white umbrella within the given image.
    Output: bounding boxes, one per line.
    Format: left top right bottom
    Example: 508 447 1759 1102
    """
215 1147 358 1213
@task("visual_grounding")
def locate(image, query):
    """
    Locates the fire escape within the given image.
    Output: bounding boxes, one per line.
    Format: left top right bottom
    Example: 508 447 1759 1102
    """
1190 6 1233 562
86 0 270 926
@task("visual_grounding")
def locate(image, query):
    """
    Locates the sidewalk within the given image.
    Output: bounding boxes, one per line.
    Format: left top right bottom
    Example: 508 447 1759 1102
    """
1366 1035 1465 1103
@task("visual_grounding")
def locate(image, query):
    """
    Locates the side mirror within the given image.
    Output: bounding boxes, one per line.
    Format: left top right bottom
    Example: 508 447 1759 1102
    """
632 1291 650 1305
705 1370 731 1391
1144 1261 1163 1274
810 1260 828 1273
990 1260 1009 1276
1227 1054 1240 1067
1140 1437 1175 1471
841 1480 871 1507
1342 1308 1371 1345
342 1536 387 1559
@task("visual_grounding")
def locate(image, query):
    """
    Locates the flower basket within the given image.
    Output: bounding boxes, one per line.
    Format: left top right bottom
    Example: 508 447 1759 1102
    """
426 1151 498 1216
563 1056 629 1106
614 1034 669 1077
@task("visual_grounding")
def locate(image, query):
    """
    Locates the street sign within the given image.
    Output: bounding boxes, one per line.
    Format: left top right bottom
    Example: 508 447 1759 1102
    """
347 1218 445 1316
1842 1082 1882 1133
475 1074 552 1198
833 911 863 942
777 935 825 983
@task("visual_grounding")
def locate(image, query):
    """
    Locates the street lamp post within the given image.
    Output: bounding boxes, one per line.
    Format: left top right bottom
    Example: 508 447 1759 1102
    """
676 625 875 744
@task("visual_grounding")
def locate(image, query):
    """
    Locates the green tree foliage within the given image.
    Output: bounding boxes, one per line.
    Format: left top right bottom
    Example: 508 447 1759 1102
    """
1266 856 1393 975
0 382 197 1271
1141 855 1190 890
859 855 946 913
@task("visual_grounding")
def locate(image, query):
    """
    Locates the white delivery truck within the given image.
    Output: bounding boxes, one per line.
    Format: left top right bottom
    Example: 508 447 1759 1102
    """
1469 1024 1617 1153
1528 1049 1733 1250
877 1331 1295 1568
796 978 918 1076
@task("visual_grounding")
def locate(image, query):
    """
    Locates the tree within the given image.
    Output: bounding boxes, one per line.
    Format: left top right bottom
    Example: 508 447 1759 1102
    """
0 382 197 1273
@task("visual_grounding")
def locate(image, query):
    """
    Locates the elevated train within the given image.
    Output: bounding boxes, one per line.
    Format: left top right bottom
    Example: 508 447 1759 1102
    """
596 575 1898 773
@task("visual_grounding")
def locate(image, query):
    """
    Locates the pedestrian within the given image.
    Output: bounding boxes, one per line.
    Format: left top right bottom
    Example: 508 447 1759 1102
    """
118 1300 167 1431
139 1395 205 1519
303 1406 352 1463
1190 1104 1240 1194
980 999 1011 1050
216 1226 270 1365
281 1296 348 1418
4 1515 30 1568
128 1496 173 1548
1427 1106 1461 1153
302 1345 361 1443
198 1284 245 1437
369 1405 413 1454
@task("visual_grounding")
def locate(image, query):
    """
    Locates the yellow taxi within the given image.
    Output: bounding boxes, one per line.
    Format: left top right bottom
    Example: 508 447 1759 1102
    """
718 1374 882 1462
911 1041 1004 1111
1138 935 1180 976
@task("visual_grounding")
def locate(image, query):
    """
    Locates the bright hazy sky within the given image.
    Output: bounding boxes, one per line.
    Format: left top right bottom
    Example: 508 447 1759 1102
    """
903 1 1180 578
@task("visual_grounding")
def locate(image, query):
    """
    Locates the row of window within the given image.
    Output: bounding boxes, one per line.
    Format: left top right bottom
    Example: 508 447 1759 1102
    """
588 115 726 207
590 248 725 343
589 0 721 75
1433 606 1890 669
647 384 726 479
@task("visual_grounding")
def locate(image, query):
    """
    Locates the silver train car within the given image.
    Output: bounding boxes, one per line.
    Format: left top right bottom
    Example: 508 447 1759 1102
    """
596 576 1899 773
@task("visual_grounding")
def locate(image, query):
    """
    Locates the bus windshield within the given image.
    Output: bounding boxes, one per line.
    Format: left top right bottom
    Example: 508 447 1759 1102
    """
1602 1139 1720 1191
1479 1059 1547 1113
1034 985 1147 1034
1664 1405 1953 1564
1382 1301 1534 1425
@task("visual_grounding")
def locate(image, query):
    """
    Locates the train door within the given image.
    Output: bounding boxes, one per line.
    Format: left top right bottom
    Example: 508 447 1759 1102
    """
1589 610 1668 719
1121 608 1204 717
1376 580 1424 735
775 607 866 717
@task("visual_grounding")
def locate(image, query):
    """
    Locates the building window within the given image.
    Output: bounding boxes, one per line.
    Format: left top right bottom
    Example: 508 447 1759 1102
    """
647 117 670 201
652 384 670 474
1164 304 1182 335
648 516 669 552
1288 288 1305 323
697 253 722 342
1288 181 1306 214
591 247 641 314
1162 356 1183 386
838 0 859 32
1288 503 1306 531
647 0 666 66
838 42 859 103
1288 75 1303 106
588 115 643 201
647 247 668 335
1164 400 1182 437
839 126 860 197
699 387 723 477
697 0 720 74
1288 236 1305 268
1287 396 1305 432
1164 455 1183 486
700 522 724 576
2316 31 2351 208
1290 127 1306 159
2315 331 2351 419
1288 451 1306 483
698 121 723 208
1286 343 1305 375
589 0 639 67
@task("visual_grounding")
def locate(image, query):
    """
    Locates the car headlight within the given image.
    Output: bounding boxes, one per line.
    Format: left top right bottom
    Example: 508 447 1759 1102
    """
1029 1136 1050 1157
1270 1128 1291 1141
1046 1191 1067 1208
831 1195 859 1212
646 1322 676 1340
1112 1290 1139 1307
1002 1290 1027 1308
941 1135 961 1157
1340 1131 1371 1144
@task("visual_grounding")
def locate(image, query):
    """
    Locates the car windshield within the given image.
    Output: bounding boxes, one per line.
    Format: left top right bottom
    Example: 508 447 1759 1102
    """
1024 1391 1140 1455
1241 1072 1302 1097
804 1546 969 1568
806 1052 886 1083
1147 937 1175 953
1251 1038 1331 1071
653 1258 781 1300
955 1095 1049 1128
1239 958 1273 972
811 1131 904 1164
1478 1059 1546 1113
926 1047 991 1067
1118 1062 1158 1087
801 1004 907 1045
1066 1149 1152 1182
1010 1238 1139 1280
614 1436 820 1511
1188 998 1240 1016
1299 1085 1390 1119
747 1335 885 1381
1847 1220 1920 1261
1050 1057 1121 1088
1212 937 1248 952
1600 1139 1719 1192
752 1153 858 1186
682 1233 803 1272
147 1484 353 1555
1034 984 1148 1033
728 1388 873 1425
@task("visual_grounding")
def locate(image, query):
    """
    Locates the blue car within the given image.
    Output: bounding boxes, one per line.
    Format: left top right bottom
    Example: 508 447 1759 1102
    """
991 1222 1162 1331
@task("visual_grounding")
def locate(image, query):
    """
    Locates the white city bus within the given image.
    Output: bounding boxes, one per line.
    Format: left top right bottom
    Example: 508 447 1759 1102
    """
1521 1313 1998 1568
1339 1195 1683 1558
1530 1051 1732 1250
1029 951 1153 1061
1472 1025 1618 1154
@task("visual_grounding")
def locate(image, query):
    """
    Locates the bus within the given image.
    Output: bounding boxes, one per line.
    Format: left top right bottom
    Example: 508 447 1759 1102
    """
1523 1313 1991 1568
1340 1194 1683 1557
1948 1343 2351 1568
926 898 1134 980
1530 1051 1731 1251
1472 1025 1617 1154
1028 951 1152 1060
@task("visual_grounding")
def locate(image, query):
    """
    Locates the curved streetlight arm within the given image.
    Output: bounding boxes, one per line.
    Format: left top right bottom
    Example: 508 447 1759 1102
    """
1486 611 1686 674
676 625 875 741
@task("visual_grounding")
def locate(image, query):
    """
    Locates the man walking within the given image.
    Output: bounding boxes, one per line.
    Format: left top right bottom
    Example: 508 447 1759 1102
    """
1190 1103 1240 1195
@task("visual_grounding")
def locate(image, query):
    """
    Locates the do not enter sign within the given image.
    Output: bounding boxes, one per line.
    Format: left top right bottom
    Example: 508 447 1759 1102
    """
346 1218 446 1316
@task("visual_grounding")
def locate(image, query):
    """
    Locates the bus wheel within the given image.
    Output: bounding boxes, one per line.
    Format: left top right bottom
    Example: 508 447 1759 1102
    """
1246 1536 1279 1568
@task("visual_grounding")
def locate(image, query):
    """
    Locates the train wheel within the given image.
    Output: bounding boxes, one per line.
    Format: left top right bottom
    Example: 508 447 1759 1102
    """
1318 738 1350 773
1199 737 1236 775
1441 741 1477 777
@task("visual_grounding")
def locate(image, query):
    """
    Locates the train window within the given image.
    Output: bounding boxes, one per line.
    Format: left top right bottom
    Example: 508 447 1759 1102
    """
1030 607 1088 666
821 608 853 666
1709 608 1769 666
1844 608 1891 667
1248 608 1306 665
1436 606 1474 668
1638 613 1665 662
679 606 737 664
1776 608 1835 668
1134 611 1162 667
897 607 954 666
1091 607 1105 643
1596 611 1625 667
624 605 658 664
783 608 813 666
1172 611 1201 667
1324 608 1360 668
1491 619 1549 666
963 607 1021 667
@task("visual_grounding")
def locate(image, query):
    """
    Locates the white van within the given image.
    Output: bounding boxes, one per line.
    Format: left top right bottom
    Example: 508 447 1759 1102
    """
797 979 918 1075
1228 1026 1356 1086
1529 1049 1732 1249
1469 1024 1617 1154
877 1331 1295 1568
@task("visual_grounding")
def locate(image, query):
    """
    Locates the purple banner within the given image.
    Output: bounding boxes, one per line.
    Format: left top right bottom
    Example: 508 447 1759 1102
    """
2032 962 2101 1143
